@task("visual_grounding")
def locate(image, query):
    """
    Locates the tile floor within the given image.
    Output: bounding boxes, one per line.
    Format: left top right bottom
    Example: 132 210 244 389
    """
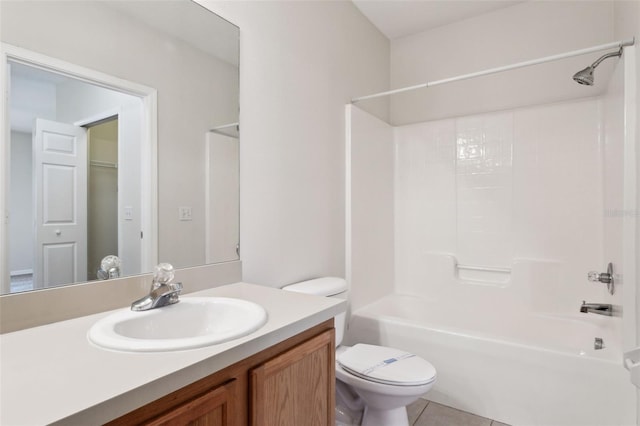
408 398 510 426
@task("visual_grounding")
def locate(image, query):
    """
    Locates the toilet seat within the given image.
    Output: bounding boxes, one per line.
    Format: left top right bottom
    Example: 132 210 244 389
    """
337 344 436 387
336 360 435 398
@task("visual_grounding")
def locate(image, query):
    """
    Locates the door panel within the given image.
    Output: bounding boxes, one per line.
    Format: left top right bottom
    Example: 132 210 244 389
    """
42 164 75 222
250 330 335 426
33 118 87 288
42 242 76 286
145 379 238 426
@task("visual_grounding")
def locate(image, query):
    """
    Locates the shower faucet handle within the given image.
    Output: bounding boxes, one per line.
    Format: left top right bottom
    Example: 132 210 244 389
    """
587 262 614 295
588 271 611 284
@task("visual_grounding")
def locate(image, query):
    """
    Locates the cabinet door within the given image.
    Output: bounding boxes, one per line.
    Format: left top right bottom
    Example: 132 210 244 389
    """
250 329 335 426
145 379 238 426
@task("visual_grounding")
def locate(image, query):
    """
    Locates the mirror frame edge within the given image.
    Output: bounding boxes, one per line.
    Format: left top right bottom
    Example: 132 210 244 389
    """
1 43 9 291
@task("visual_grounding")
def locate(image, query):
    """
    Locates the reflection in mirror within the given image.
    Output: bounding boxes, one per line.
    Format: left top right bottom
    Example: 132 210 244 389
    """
206 125 240 264
6 61 152 293
1 1 239 294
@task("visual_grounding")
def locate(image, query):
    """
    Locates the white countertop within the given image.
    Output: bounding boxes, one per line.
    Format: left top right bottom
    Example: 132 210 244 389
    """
0 282 346 425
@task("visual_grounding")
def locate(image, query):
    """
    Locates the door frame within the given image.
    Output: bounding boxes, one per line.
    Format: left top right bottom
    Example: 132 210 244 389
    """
0 43 158 293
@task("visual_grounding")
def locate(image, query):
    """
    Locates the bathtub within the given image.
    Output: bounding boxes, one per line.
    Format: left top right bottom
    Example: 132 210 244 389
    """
345 294 636 426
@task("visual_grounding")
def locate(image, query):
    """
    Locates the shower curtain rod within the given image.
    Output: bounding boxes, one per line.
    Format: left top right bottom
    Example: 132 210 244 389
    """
351 37 635 103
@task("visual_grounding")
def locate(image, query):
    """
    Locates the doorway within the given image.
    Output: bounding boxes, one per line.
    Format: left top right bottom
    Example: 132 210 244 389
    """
86 118 118 280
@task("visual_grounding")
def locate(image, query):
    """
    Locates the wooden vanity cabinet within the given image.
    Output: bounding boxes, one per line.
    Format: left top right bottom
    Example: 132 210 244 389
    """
251 327 335 425
106 320 334 426
145 379 238 426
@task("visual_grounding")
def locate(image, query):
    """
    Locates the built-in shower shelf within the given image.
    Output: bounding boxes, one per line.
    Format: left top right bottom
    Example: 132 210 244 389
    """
456 263 511 285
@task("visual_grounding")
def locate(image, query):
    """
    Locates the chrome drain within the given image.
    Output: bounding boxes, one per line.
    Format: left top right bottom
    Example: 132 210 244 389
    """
594 337 604 350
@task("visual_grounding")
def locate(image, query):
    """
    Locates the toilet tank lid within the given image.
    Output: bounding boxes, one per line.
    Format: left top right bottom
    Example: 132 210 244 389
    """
282 277 347 296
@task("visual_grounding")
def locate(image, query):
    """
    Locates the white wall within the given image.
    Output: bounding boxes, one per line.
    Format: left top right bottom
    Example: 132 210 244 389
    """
200 1 390 287
347 106 394 313
389 1 616 125
55 81 135 125
8 131 32 273
9 72 56 132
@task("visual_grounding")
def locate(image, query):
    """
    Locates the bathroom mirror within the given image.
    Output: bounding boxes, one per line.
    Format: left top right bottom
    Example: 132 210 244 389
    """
0 0 239 294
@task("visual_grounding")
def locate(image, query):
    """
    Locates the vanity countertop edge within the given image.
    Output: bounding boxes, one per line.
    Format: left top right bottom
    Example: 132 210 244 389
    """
0 282 346 425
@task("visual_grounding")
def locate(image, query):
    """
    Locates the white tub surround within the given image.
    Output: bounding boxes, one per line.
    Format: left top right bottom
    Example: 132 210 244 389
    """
0 282 346 425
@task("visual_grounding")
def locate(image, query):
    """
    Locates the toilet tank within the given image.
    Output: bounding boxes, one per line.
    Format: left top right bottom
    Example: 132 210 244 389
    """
282 277 348 347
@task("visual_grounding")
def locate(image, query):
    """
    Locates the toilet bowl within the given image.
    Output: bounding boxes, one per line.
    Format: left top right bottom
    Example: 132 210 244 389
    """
336 345 436 426
282 277 437 426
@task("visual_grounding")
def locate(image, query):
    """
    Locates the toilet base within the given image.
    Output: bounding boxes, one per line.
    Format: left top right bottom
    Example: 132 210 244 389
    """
362 406 409 426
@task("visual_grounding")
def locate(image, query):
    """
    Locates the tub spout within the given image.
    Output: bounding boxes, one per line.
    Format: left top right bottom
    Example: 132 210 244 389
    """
580 301 612 316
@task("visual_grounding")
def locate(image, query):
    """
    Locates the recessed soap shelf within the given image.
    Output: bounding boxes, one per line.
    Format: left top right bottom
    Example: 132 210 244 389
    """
456 263 511 286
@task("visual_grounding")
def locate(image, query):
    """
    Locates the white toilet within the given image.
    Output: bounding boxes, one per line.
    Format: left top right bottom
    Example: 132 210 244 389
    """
282 277 436 426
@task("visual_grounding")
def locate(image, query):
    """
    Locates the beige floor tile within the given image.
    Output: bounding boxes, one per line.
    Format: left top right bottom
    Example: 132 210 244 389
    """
407 398 429 425
414 402 492 426
491 422 510 426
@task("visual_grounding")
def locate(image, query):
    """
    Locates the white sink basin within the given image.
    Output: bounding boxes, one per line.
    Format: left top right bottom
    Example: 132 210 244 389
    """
88 297 268 352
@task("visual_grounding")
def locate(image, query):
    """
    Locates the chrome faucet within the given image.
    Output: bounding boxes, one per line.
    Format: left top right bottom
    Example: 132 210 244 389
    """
580 301 613 316
131 263 183 311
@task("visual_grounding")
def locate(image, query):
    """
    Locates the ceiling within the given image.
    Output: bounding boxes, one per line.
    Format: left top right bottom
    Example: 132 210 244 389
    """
352 0 524 39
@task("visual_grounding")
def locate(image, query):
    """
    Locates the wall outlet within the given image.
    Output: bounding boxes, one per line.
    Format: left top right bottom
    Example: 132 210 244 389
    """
179 206 193 221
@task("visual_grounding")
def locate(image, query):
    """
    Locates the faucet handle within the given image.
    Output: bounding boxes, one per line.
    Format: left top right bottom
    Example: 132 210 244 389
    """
101 255 121 272
97 255 121 280
588 270 612 284
154 263 175 284
587 271 600 282
587 262 614 295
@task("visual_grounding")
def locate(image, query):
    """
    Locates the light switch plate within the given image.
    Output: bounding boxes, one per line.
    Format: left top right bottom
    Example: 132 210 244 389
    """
123 206 133 221
179 206 193 221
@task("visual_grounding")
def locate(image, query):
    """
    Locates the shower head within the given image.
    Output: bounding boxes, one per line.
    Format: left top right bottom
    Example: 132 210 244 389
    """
572 66 595 86
573 48 623 86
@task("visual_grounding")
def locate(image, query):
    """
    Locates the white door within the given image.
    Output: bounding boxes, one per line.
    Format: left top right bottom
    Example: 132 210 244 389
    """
33 119 87 288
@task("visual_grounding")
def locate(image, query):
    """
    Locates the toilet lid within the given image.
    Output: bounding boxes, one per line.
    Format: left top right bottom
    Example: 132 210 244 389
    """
337 344 436 386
